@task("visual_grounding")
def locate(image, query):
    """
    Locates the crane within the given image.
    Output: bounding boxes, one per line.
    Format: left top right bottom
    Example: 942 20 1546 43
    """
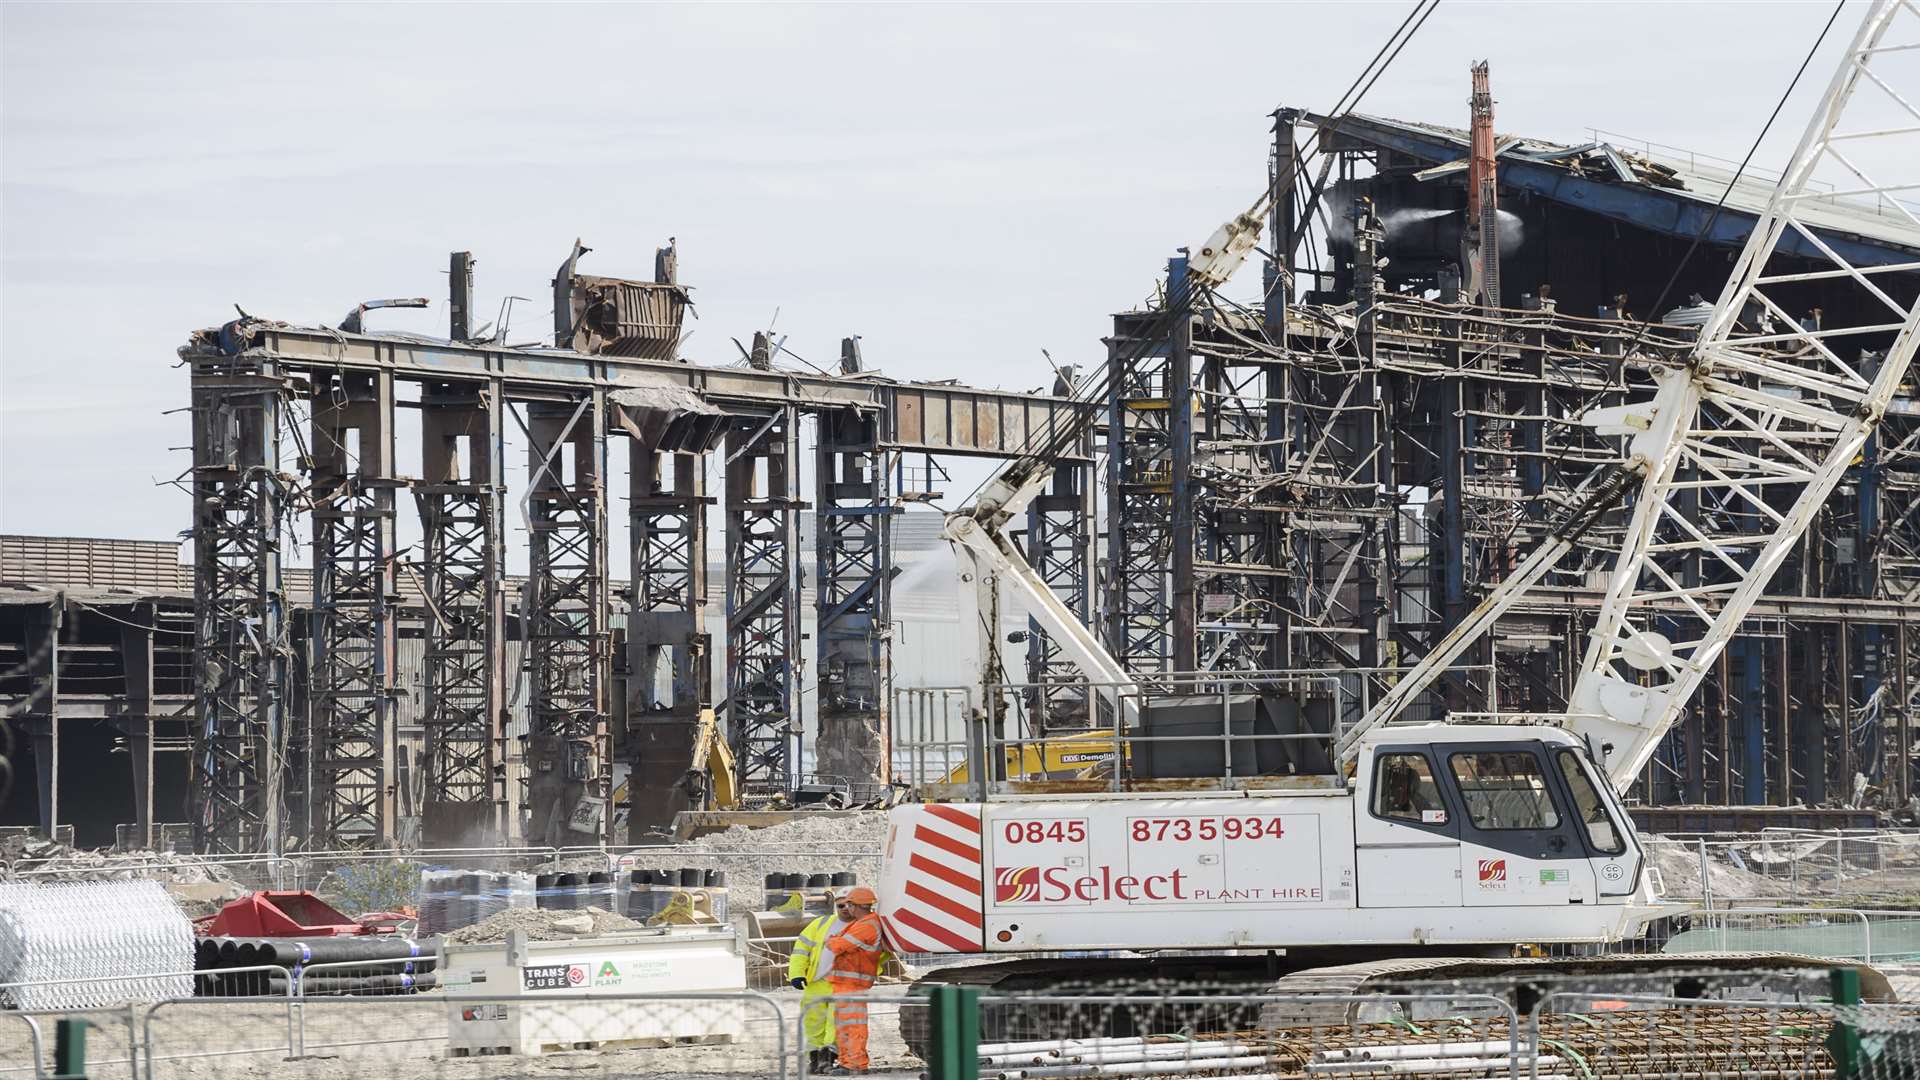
881 0 1920 1024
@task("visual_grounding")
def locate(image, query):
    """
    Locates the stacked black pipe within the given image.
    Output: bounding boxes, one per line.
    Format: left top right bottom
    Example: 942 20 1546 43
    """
622 867 729 920
194 936 438 997
416 871 534 935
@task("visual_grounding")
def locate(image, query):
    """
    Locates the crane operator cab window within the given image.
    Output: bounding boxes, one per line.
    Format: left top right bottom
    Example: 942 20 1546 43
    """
1448 751 1560 831
1373 753 1447 825
1555 749 1627 855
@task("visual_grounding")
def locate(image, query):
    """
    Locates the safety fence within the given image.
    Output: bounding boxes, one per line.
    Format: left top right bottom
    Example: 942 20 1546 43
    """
806 967 1920 1080
3 990 788 1080
4 967 1918 1079
1642 829 1920 905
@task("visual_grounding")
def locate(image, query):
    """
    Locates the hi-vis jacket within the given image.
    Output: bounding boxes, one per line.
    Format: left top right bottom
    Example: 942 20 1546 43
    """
824 914 891 988
787 914 846 984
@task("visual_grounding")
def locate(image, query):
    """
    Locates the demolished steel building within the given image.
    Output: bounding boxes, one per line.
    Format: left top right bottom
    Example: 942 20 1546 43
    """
8 97 1920 853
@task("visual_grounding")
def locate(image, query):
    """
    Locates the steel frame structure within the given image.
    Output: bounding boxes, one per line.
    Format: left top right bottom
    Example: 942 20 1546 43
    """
1104 318 1175 673
416 381 506 846
523 396 611 845
814 405 895 793
1023 374 1097 731
725 407 803 795
188 360 291 855
306 370 397 846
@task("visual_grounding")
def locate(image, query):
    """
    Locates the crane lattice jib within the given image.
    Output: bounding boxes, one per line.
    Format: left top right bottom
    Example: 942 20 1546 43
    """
1573 0 1920 790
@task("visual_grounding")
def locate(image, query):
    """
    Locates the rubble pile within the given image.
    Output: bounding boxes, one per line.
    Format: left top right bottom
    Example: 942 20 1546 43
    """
445 905 645 944
1646 838 1794 899
0 837 247 919
667 811 889 895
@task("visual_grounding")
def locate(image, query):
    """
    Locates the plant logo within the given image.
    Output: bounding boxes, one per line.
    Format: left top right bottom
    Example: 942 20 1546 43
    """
995 866 1041 903
1476 859 1507 885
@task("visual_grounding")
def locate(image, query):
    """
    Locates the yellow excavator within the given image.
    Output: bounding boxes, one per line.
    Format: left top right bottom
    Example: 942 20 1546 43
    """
939 729 1125 784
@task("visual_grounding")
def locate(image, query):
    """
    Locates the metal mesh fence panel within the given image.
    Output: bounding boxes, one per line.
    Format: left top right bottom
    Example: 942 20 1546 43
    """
137 991 787 1080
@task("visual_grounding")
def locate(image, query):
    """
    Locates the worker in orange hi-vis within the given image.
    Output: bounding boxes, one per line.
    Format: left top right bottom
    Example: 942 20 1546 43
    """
822 886 891 1074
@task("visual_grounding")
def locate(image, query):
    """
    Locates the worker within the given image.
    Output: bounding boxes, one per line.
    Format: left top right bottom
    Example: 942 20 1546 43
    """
822 885 891 1074
789 889 854 1071
1382 760 1443 821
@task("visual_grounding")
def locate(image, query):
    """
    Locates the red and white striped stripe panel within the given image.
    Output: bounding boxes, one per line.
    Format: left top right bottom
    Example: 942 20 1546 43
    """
881 804 984 953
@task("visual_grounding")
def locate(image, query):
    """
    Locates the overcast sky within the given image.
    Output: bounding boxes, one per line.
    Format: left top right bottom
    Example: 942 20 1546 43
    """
0 1 1860 557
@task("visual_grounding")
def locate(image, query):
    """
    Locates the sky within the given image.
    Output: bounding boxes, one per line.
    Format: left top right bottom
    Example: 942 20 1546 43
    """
0 0 1864 560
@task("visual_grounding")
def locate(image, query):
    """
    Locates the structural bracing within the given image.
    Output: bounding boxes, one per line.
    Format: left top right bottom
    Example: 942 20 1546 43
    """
725 407 802 795
416 381 506 847
814 402 895 794
188 356 292 855
523 396 610 846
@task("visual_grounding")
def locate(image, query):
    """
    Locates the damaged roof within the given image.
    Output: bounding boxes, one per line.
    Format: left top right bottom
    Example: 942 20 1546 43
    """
1309 111 1920 264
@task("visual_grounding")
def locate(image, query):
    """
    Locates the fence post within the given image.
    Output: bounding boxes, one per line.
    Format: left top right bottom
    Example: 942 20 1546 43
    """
52 1018 85 1080
1828 966 1863 1079
927 985 980 1080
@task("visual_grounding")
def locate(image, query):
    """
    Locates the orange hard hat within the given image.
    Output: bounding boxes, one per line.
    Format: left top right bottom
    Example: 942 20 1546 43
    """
844 886 878 906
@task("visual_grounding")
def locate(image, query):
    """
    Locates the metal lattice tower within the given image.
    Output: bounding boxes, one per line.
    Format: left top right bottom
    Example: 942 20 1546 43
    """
814 405 895 792
1571 0 1920 789
188 353 290 855
417 382 506 846
726 407 802 794
1024 373 1096 730
1105 317 1175 673
307 372 396 846
524 396 610 845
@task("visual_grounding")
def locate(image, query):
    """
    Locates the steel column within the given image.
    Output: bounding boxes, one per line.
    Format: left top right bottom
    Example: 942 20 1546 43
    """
416 381 506 847
725 407 802 795
308 370 398 846
189 360 290 854
814 406 894 794
523 395 610 846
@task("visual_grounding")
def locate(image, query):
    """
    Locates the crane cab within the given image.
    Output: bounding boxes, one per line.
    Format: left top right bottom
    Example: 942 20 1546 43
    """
1348 723 1644 913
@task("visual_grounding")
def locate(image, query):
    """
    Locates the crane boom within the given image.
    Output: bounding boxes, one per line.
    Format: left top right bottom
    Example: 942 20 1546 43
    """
1572 0 1920 789
1342 1 1920 791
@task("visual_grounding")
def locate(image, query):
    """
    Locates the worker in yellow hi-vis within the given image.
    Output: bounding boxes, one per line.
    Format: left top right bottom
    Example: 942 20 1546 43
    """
788 889 856 1071
823 886 890 1074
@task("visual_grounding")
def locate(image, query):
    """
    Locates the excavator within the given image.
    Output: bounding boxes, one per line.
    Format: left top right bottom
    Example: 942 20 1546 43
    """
877 0 1920 1041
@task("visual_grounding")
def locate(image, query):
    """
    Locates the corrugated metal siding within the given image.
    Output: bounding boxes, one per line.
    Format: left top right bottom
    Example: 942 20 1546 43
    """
0 535 190 593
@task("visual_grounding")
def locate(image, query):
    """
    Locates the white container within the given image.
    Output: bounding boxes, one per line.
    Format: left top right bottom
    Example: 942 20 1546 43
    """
442 928 748 1056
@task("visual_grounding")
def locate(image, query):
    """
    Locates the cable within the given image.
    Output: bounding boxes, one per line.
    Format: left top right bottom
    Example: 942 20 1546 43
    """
954 0 1443 512
1608 0 1849 367
68 601 196 637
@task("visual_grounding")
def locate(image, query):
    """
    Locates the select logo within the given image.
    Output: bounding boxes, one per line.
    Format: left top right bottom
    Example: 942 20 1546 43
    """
1477 859 1507 887
996 866 1041 903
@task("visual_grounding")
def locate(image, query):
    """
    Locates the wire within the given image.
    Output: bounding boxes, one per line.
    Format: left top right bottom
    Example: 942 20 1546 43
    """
1607 0 1849 366
953 0 1442 512
68 601 196 636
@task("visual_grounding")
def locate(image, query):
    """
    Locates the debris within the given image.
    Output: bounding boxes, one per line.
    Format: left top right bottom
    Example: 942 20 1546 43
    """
444 906 645 944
